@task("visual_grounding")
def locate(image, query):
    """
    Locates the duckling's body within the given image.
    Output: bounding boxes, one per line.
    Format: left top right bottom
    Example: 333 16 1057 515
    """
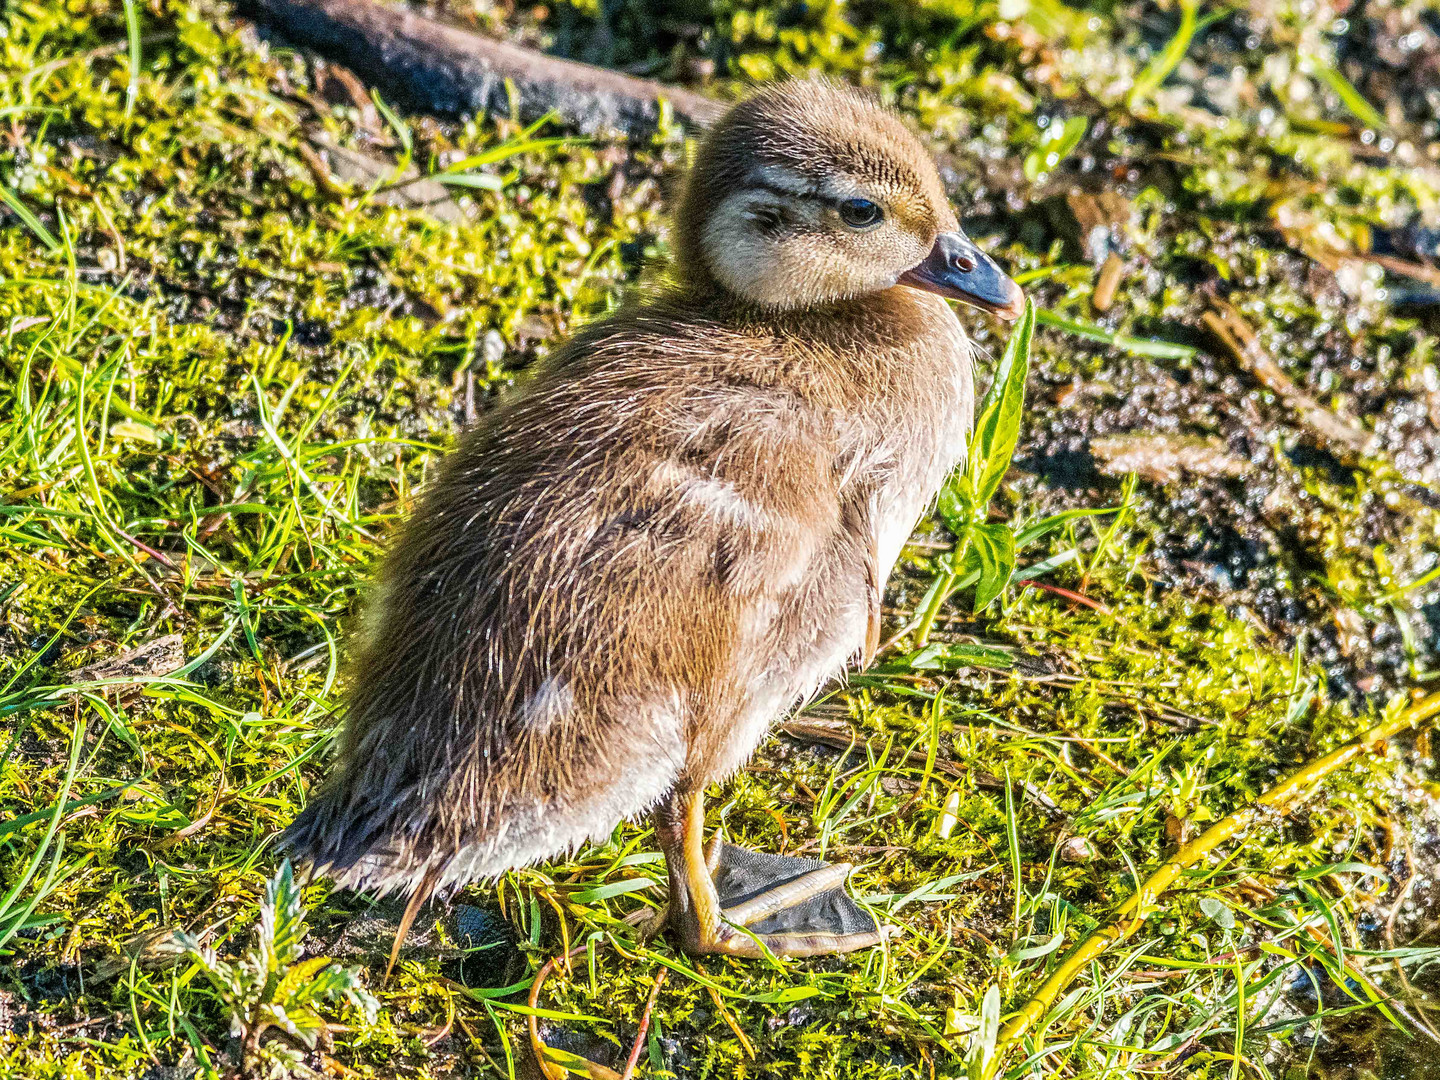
286 80 1021 958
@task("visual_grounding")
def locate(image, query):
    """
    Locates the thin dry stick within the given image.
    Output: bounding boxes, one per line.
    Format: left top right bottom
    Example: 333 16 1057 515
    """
1201 297 1373 456
985 689 1440 1079
238 0 724 133
528 953 568 1080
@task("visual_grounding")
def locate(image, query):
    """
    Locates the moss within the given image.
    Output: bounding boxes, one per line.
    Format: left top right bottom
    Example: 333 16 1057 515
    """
3 0 1440 1077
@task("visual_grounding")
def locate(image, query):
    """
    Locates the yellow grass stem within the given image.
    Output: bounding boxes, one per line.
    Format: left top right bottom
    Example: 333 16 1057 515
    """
986 689 1440 1078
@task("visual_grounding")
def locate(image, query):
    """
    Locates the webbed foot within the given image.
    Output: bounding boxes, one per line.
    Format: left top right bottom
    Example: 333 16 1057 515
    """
651 791 884 959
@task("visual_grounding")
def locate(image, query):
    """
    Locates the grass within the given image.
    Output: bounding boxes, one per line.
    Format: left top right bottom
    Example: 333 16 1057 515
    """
3 0 1440 1078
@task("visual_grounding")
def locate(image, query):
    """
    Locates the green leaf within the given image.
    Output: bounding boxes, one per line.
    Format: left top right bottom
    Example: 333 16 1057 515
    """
274 955 337 1004
1011 548 1078 583
970 522 1016 612
1294 861 1385 882
971 299 1034 507
1128 0 1199 110
431 172 505 191
1006 931 1065 962
905 642 1015 671
935 482 970 533
1023 115 1088 181
0 185 60 252
121 0 141 122
568 877 658 903
370 89 413 157
260 859 307 970
1199 896 1235 930
441 135 572 171
1034 308 1195 359
1012 506 1118 549
540 1046 621 1079
1307 55 1387 130
967 983 1001 1080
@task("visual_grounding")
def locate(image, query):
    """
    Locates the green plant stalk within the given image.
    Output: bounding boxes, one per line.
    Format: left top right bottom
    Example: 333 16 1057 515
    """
986 689 1440 1078
1128 0 1200 111
913 534 970 647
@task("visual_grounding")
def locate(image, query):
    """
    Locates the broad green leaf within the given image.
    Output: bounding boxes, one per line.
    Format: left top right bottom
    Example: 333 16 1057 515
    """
968 983 1001 1079
1199 895 1235 929
261 860 307 970
1006 931 1065 962
970 523 1016 611
273 955 336 1003
906 642 1015 671
432 172 506 191
971 299 1035 507
935 482 971 532
1011 548 1077 582
974 296 1032 424
1023 115 1088 181
541 1046 623 1079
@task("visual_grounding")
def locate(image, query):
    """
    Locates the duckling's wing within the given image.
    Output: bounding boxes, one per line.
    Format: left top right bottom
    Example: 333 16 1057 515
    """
283 311 865 897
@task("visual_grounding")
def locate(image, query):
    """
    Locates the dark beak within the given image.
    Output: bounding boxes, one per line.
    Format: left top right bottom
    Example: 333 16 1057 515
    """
898 231 1025 320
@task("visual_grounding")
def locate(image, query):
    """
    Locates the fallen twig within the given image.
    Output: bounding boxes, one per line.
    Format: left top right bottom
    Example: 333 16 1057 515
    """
1089 433 1251 485
69 633 186 684
237 0 724 134
984 689 1440 1079
1201 297 1373 457
1366 252 1440 288
1019 579 1113 615
529 953 569 1080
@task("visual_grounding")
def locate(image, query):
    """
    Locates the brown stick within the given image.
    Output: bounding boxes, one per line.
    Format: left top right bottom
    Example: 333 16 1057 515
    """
527 954 568 1080
1366 252 1440 288
236 0 725 134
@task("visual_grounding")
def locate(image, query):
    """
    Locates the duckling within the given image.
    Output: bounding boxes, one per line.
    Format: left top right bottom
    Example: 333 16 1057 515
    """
284 79 1023 960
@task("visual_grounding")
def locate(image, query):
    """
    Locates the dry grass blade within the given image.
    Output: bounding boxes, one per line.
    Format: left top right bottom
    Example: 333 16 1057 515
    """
986 690 1440 1078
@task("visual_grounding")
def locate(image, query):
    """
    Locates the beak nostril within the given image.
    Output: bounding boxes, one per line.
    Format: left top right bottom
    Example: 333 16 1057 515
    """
951 254 977 273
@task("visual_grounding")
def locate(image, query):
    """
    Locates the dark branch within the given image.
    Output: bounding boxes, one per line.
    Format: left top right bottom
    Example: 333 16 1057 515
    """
237 0 726 135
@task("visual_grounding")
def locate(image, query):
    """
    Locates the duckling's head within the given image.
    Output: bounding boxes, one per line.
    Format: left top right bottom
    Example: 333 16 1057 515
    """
674 80 1023 317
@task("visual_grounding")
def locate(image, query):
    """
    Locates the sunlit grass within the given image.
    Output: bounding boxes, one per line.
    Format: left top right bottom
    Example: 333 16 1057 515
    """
2 2 1439 1079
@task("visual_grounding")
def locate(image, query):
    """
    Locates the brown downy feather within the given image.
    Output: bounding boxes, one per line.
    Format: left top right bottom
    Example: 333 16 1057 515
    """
283 79 997 922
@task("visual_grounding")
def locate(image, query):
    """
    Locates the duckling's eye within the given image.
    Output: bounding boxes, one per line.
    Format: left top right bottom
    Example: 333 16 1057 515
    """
838 198 883 229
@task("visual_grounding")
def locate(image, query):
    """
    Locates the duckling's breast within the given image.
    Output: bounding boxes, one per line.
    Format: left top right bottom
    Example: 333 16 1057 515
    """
735 288 975 739
857 289 975 587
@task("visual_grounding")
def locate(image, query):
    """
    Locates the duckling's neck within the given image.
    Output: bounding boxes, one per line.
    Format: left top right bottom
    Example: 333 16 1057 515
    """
670 275 959 351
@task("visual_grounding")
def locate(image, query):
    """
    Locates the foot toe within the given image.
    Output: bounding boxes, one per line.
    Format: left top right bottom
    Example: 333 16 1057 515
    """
709 842 881 956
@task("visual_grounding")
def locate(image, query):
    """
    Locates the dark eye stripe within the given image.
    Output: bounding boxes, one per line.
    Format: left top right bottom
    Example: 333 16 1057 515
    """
744 184 885 227
749 180 821 201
